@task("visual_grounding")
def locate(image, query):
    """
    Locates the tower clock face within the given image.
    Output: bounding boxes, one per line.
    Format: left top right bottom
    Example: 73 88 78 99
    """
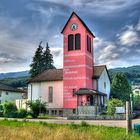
70 23 78 31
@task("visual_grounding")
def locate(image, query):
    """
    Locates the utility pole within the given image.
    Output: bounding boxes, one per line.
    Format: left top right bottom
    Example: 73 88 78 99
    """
126 101 132 134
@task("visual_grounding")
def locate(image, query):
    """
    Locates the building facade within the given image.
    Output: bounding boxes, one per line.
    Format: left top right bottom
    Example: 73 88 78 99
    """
0 82 26 104
27 12 111 116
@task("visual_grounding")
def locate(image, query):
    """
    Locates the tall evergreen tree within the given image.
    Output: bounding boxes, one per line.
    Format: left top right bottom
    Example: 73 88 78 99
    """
110 73 132 102
29 42 44 78
42 42 55 71
29 42 55 78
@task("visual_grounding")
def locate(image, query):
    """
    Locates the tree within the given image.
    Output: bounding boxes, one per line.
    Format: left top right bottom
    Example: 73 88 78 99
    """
133 94 140 110
110 73 132 102
42 42 55 71
26 100 47 118
29 42 44 78
29 42 55 78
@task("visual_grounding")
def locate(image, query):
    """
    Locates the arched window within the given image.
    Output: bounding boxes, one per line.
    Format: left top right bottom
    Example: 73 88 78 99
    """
75 33 81 50
48 86 53 103
68 34 74 51
87 35 89 51
87 35 91 53
89 37 91 52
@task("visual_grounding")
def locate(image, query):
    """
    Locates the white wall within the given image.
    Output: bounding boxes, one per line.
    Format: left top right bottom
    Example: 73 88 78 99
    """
28 81 63 109
97 68 110 99
0 91 23 104
93 79 97 90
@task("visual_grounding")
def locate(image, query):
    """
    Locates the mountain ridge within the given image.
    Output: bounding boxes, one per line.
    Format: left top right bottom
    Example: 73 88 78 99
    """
0 65 140 87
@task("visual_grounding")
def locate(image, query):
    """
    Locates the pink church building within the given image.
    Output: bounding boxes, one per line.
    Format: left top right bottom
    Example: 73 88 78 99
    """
28 12 110 116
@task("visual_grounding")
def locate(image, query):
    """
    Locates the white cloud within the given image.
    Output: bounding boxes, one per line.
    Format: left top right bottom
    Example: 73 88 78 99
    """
136 19 140 31
50 47 63 68
36 0 140 15
118 22 140 46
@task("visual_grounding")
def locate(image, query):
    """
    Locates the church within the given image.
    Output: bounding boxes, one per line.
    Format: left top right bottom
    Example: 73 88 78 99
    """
28 12 111 116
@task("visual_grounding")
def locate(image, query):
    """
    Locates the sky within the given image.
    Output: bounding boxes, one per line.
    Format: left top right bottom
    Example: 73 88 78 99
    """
0 0 140 73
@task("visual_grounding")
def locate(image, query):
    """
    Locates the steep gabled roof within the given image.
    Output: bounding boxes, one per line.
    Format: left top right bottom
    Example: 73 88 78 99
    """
93 65 106 79
29 65 109 83
61 11 95 38
0 82 26 93
93 65 111 82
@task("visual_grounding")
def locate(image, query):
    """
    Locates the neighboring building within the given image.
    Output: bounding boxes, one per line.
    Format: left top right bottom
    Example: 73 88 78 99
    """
28 12 111 116
0 82 26 104
133 86 140 96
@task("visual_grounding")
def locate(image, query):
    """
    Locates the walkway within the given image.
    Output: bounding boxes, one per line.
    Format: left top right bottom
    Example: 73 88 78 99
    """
0 117 140 128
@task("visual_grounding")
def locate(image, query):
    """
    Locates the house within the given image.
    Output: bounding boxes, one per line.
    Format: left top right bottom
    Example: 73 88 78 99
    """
27 12 111 116
132 86 140 96
0 82 26 104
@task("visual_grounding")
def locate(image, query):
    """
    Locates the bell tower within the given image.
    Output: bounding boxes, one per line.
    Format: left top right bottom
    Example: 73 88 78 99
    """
61 12 95 110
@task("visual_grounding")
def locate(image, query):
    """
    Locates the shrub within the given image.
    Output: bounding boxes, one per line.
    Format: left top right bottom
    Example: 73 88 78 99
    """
0 104 4 117
26 100 47 118
107 99 124 115
26 115 33 119
18 109 27 118
3 101 18 118
37 115 56 119
80 121 89 127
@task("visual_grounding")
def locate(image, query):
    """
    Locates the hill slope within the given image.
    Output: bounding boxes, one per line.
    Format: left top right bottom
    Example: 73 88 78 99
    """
0 65 140 88
109 65 140 84
0 71 29 80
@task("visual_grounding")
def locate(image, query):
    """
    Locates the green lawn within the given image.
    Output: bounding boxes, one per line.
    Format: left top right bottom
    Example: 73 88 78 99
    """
0 119 139 140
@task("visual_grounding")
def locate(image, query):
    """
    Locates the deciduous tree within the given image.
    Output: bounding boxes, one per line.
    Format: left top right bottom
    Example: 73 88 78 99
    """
110 73 132 102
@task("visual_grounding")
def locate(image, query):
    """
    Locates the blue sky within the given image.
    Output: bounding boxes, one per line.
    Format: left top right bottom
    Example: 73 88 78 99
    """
0 0 140 73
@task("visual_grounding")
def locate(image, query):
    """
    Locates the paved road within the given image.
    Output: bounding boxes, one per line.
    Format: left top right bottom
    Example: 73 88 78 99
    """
0 117 140 128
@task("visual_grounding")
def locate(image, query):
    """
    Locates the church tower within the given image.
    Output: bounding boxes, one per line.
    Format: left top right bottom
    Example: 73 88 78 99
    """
61 12 95 111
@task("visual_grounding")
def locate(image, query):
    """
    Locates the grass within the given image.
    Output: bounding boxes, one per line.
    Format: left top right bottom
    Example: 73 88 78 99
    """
0 119 139 140
37 115 57 119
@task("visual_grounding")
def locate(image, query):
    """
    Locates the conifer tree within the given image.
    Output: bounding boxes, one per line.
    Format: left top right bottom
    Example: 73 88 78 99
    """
42 42 55 71
29 42 44 78
110 73 132 102
29 42 55 78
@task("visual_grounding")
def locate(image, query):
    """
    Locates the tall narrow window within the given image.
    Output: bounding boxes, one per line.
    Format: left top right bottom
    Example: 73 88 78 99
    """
87 35 89 51
87 35 91 53
68 34 74 51
75 33 81 50
48 86 53 103
89 37 91 53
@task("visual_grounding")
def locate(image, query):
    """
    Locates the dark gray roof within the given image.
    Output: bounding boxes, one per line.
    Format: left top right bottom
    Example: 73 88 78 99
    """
29 65 108 83
29 69 63 83
0 82 26 93
74 88 107 96
93 65 106 79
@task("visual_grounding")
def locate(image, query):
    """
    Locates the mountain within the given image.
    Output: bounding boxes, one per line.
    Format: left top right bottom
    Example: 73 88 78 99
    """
0 71 29 80
0 65 140 88
109 65 140 84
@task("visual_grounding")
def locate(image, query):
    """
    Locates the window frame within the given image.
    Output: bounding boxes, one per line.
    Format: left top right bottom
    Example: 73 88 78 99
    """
48 86 53 103
87 35 92 53
68 34 74 51
75 33 81 50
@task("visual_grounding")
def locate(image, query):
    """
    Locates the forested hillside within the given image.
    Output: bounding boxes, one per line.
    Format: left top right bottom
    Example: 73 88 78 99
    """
0 65 140 88
109 65 140 84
